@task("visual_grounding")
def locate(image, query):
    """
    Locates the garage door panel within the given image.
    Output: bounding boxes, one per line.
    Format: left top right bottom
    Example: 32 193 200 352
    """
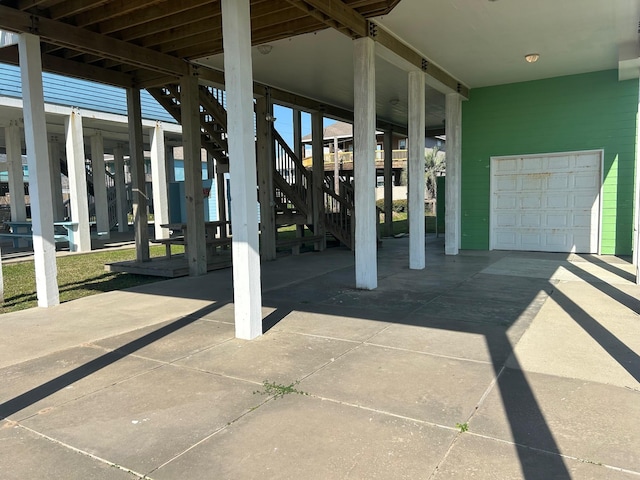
521 196 542 209
491 151 601 253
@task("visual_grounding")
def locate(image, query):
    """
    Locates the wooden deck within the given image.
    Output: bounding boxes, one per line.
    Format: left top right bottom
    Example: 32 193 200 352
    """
105 253 232 278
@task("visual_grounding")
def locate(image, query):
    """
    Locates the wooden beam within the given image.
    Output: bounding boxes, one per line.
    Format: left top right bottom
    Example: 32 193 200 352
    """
287 0 368 37
48 0 111 20
0 44 135 87
93 0 213 33
0 5 188 76
73 0 167 28
371 25 469 98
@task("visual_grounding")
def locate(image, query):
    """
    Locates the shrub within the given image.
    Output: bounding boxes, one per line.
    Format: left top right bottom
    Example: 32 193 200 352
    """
376 198 407 213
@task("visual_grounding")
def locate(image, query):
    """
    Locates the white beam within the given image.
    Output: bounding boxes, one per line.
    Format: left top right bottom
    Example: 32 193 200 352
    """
113 144 128 233
5 120 26 223
222 0 263 340
18 32 59 307
64 108 91 252
91 132 110 238
126 88 150 261
180 68 207 275
408 70 426 269
353 36 377 290
150 122 170 240
445 93 462 255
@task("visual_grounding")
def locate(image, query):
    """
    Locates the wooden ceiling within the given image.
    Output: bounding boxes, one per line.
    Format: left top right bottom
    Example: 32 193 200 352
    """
0 0 401 88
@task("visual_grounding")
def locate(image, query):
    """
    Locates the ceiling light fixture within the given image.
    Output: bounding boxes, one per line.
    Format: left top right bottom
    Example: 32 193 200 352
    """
257 44 273 55
525 53 540 63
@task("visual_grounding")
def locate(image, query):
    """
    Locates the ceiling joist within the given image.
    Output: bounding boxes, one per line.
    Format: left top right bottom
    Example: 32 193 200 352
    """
0 4 188 77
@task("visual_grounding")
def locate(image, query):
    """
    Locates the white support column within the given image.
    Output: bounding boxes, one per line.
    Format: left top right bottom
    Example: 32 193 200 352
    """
445 93 462 255
383 129 393 237
634 78 640 283
222 0 262 340
353 36 377 290
65 108 91 252
150 121 170 240
408 70 426 269
18 32 59 306
126 88 150 261
48 137 64 221
113 144 128 233
5 120 27 222
91 132 110 238
180 67 207 275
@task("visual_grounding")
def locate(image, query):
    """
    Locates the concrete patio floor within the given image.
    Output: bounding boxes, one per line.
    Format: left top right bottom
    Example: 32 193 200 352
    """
1 236 639 479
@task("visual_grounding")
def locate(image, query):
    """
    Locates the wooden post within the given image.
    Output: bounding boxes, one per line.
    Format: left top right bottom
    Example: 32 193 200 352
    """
65 108 91 252
408 70 426 270
222 0 263 339
126 87 150 262
113 144 128 233
293 109 303 161
150 121 170 240
311 112 326 251
353 36 377 290
48 136 64 221
5 121 27 223
256 94 276 260
18 32 59 306
445 93 462 256
180 66 207 275
383 129 393 237
333 136 340 193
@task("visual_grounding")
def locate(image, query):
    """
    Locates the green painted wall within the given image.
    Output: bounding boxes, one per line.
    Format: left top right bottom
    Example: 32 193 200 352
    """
461 70 638 255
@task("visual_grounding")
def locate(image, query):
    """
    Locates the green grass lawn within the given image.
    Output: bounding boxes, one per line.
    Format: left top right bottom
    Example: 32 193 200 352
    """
2 214 436 314
0 245 182 315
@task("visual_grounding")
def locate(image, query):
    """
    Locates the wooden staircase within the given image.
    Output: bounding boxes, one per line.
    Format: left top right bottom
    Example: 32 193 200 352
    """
147 84 354 250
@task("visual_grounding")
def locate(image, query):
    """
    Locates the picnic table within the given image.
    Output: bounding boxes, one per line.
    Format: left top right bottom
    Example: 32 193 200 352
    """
0 221 80 250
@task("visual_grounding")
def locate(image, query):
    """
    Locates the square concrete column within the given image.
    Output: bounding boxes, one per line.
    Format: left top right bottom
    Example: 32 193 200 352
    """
64 108 91 252
113 144 128 233
353 36 377 290
222 0 263 340
408 70 426 270
91 132 110 238
150 121 170 240
18 32 59 306
126 88 150 261
445 93 462 256
256 95 276 261
48 137 65 221
383 129 393 237
5 120 27 222
180 67 207 275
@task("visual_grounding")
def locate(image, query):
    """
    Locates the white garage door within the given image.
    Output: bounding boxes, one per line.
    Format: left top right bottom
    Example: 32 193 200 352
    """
490 151 601 253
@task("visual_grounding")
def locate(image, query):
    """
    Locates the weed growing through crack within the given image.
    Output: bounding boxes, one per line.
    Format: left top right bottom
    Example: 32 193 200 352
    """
254 380 308 399
455 422 469 433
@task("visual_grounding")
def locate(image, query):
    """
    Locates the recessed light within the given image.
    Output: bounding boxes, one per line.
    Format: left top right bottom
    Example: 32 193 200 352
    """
525 53 540 63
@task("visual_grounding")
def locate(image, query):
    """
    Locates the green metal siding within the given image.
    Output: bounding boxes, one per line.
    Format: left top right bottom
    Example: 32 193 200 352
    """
461 70 638 255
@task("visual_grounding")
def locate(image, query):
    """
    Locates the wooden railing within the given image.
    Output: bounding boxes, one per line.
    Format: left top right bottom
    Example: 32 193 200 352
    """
273 128 312 218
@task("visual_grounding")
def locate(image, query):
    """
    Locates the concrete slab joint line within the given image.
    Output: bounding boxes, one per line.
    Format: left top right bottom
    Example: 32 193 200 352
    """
0 241 639 478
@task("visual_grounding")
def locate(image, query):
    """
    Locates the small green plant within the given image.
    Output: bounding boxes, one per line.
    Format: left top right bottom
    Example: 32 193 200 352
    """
254 380 307 399
455 422 469 433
